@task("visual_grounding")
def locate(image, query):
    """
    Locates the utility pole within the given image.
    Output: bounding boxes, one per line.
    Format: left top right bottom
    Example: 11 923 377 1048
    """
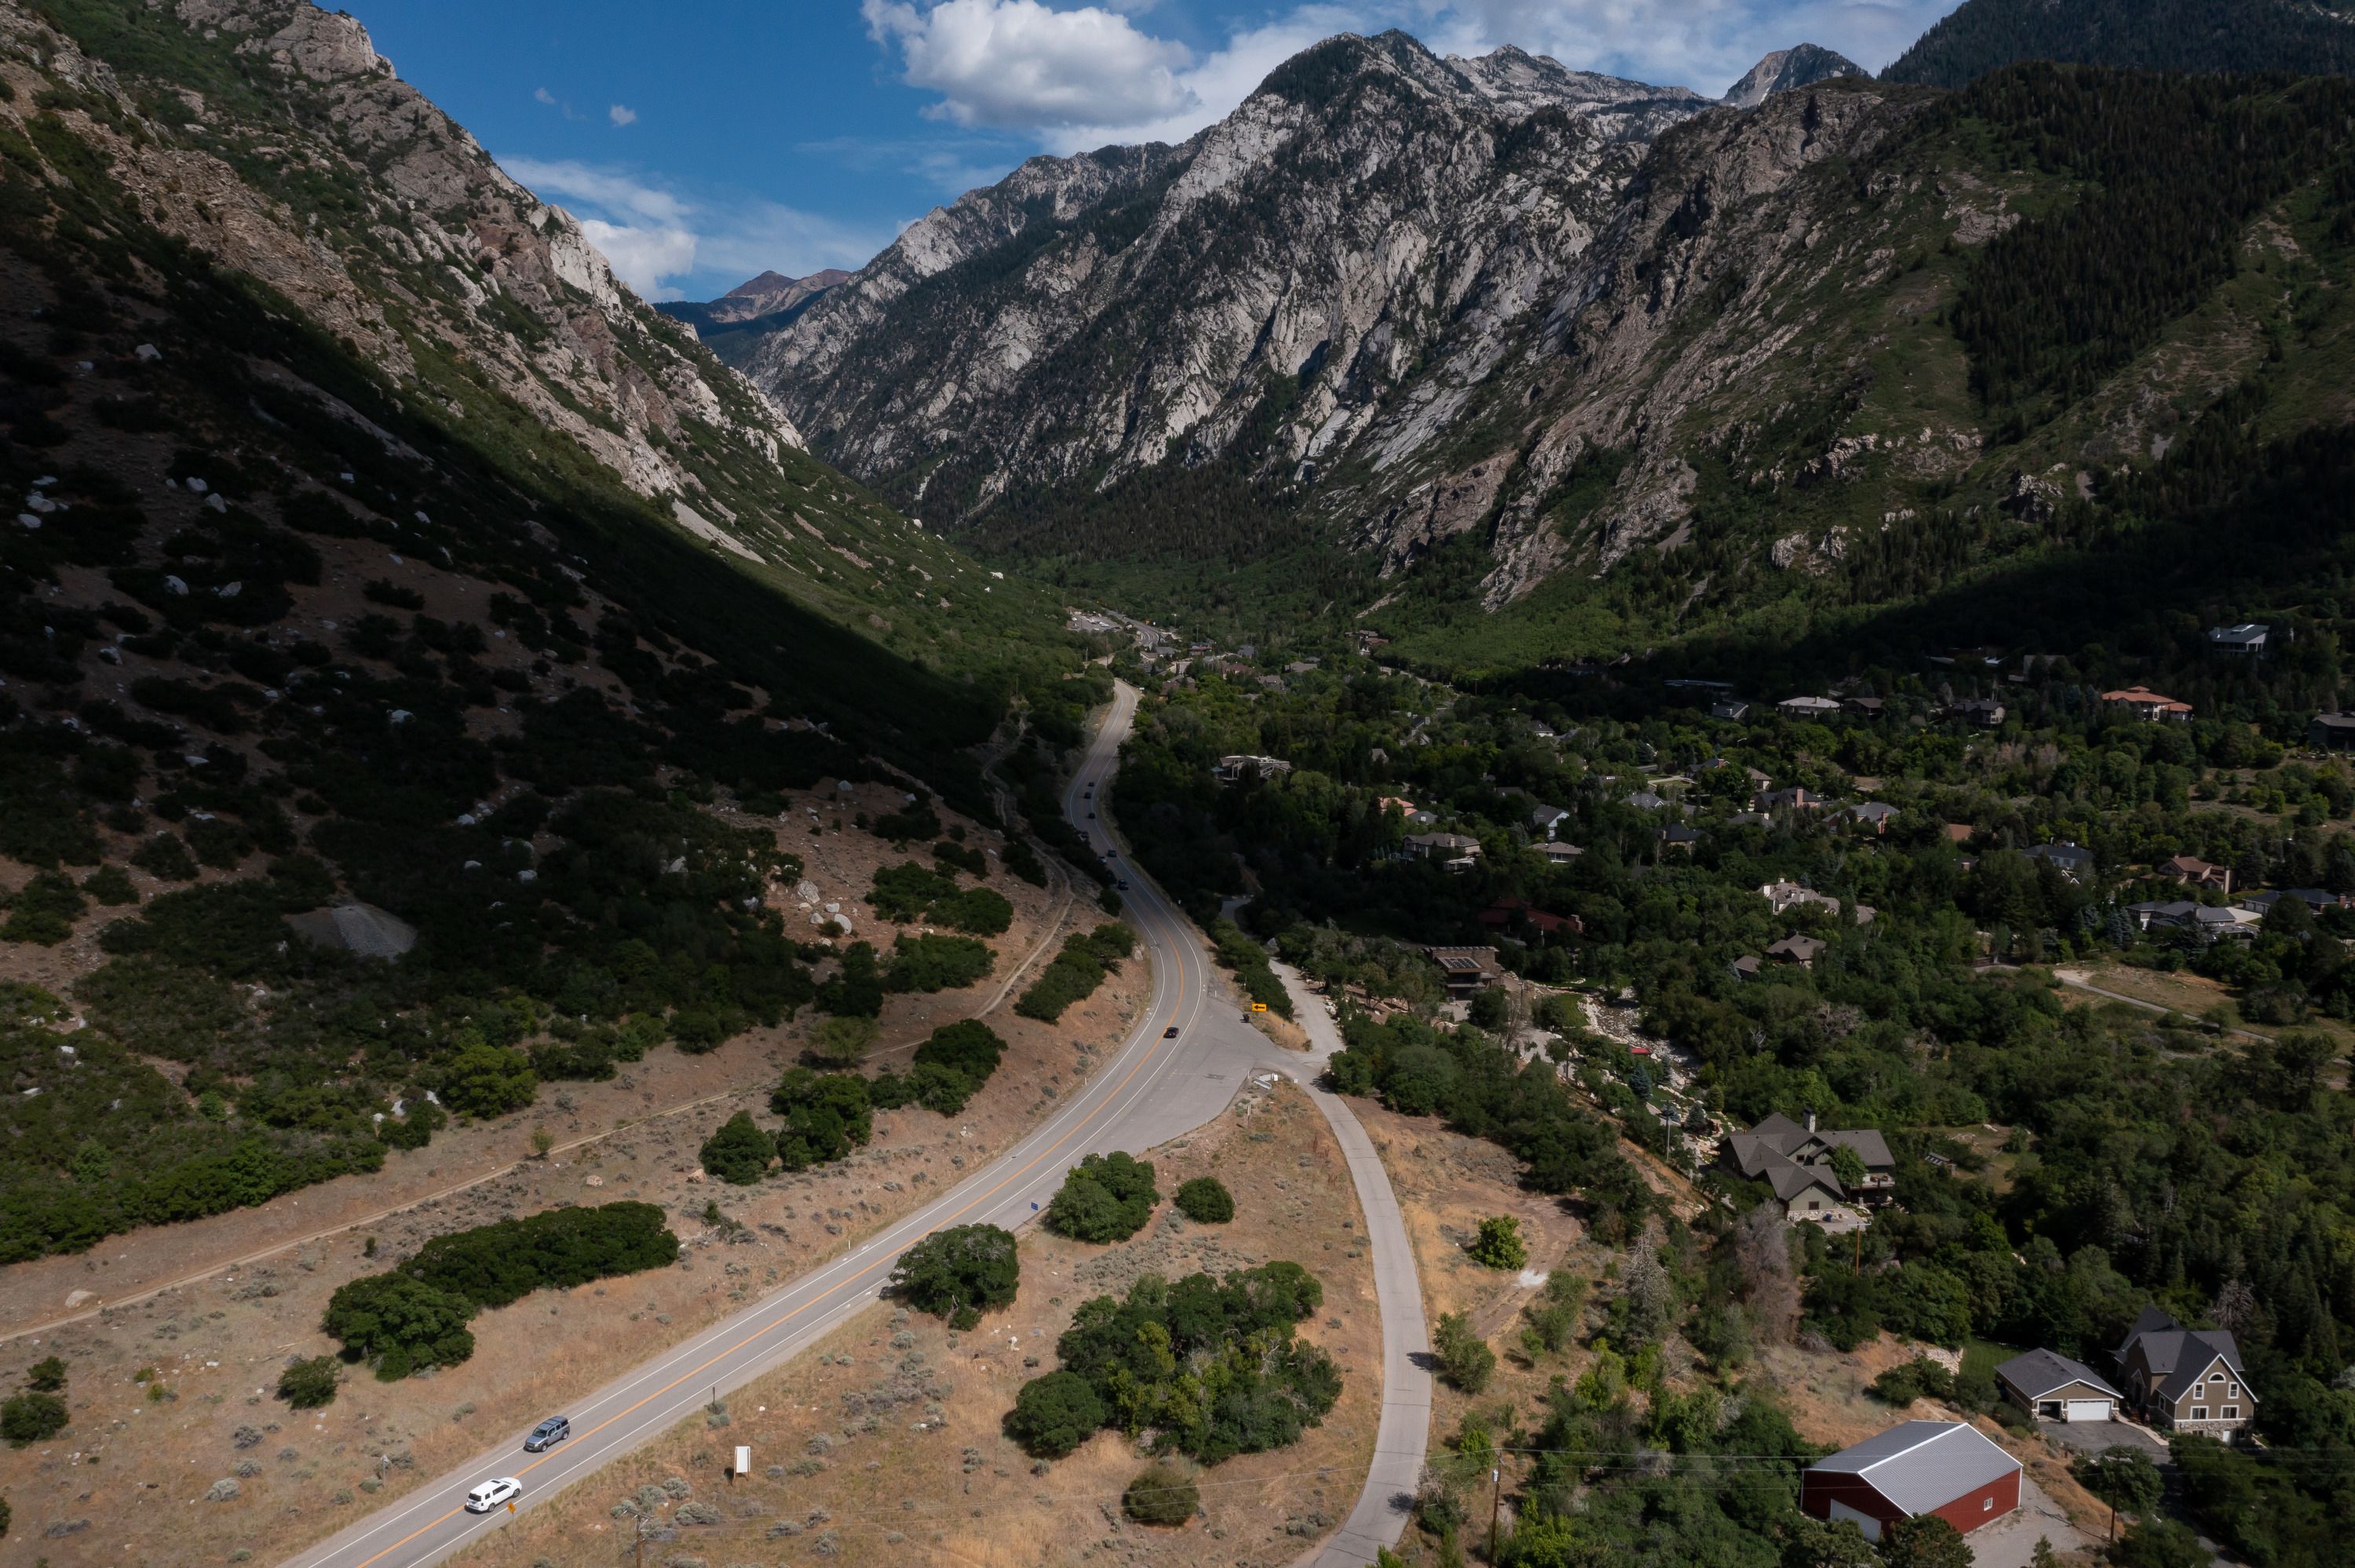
1488 1467 1502 1562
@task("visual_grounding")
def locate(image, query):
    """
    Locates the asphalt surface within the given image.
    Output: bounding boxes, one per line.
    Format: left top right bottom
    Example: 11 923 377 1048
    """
283 680 1429 1568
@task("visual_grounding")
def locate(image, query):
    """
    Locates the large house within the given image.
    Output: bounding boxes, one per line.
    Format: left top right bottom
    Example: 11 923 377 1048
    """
1801 1422 2021 1543
2163 855 2231 893
1722 1110 1895 1220
1761 880 1842 917
1528 804 1572 840
1214 754 1293 782
2125 901 2262 943
2028 842 2095 883
1426 946 1503 998
1778 695 1843 719
2103 687 2193 721
2207 622 2269 655
2114 1308 2255 1439
1403 831 1481 870
1995 1349 2121 1424
2309 712 2355 752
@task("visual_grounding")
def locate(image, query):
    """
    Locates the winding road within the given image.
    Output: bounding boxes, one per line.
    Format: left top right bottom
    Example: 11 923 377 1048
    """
282 680 1429 1568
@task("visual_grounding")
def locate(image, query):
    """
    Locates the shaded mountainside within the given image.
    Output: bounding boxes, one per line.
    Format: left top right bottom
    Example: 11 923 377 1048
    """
654 268 849 341
1882 0 2355 86
0 0 1097 1260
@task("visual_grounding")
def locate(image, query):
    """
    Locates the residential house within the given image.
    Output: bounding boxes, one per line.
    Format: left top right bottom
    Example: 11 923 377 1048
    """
1767 934 1827 969
1756 786 1834 813
2207 622 2269 655
1761 881 1842 917
1801 1422 2021 1543
2028 843 2095 883
2103 687 2194 721
1404 832 1482 870
2114 1308 2255 1439
1537 841 1584 866
2126 900 2263 943
1778 695 1844 719
1948 698 2006 728
2308 712 2355 753
1729 954 1764 983
2238 887 2350 917
2163 855 2231 893
1479 898 1580 937
1660 824 1702 851
1849 802 1899 833
1711 698 1753 721
1529 804 1572 841
1625 789 1671 812
1995 1349 2121 1424
1722 1110 1897 1216
1214 754 1294 782
1353 630 1390 655
1425 946 1503 997
1944 823 1976 845
1843 696 1889 719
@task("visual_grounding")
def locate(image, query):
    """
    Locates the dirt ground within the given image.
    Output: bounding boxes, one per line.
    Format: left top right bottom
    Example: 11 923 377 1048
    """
450 1078 1382 1568
0 829 1137 1568
0 779 1078 1342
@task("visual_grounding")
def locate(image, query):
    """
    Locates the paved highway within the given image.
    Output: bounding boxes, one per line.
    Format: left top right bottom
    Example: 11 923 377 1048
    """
283 680 1428 1568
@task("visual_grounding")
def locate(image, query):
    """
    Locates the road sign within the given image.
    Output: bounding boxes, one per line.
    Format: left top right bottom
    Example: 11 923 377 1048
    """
1251 1003 1267 1012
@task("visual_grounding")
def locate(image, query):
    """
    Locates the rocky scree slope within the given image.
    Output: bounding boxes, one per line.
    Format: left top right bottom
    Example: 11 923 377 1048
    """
738 31 1727 539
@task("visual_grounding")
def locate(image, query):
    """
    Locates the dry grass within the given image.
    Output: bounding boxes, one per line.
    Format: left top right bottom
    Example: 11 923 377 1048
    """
450 1079 1381 1568
0 910 1141 1568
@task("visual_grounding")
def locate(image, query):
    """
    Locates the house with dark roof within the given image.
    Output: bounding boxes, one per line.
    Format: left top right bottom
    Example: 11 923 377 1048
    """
1528 804 1572 840
2028 842 2095 883
1722 1110 1896 1220
1995 1349 2121 1423
1426 946 1503 998
1660 823 1702 851
1478 898 1579 937
1801 1421 2021 1543
1849 802 1899 833
2162 855 2231 893
2309 712 2355 752
1766 934 1827 969
2115 1309 2255 1439
1948 697 2006 728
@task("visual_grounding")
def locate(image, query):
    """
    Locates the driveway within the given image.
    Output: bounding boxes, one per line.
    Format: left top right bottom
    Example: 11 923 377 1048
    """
1970 1476 2100 1568
2036 1416 2169 1463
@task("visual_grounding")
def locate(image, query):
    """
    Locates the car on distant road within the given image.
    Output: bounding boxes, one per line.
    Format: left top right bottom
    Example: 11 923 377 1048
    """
1118 880 1130 890
466 1477 521 1513
523 1417 569 1453
1163 1026 1180 1038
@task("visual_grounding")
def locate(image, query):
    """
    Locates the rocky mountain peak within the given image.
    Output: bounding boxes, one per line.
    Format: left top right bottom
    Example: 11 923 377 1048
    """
1721 43 1867 108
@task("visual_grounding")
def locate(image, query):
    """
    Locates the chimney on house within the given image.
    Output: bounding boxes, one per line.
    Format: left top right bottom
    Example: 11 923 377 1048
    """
1804 1107 1816 1133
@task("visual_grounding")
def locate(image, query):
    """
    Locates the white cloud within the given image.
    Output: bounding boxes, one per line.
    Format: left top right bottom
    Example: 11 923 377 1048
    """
498 155 891 297
534 86 557 105
608 103 638 127
863 0 1199 129
1039 6 1367 151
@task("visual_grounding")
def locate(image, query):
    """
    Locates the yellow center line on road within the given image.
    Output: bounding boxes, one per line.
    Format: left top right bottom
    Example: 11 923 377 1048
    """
348 748 1194 1568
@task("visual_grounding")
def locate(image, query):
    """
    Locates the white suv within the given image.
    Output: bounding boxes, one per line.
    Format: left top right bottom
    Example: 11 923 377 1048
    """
465 1477 521 1513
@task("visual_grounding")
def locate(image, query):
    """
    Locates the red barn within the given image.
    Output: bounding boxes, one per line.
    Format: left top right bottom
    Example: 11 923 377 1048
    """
1801 1421 2021 1543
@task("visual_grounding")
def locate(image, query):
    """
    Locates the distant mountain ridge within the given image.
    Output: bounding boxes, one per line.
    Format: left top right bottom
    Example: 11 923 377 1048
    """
1882 0 2355 85
656 268 852 336
1723 43 1864 108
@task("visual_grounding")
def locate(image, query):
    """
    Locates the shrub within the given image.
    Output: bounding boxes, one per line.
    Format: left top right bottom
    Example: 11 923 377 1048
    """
891 1224 1018 1329
1014 923 1134 1022
1433 1311 1495 1394
769 1070 871 1168
2 871 87 944
1007 1370 1105 1459
1868 1357 1955 1406
1123 1462 1199 1526
277 1356 340 1410
401 1202 678 1310
82 864 137 905
1876 1515 1972 1568
2073 1445 2163 1515
2 1391 71 1443
130 833 198 881
24 1357 65 1393
882 934 993 994
1174 1176 1234 1223
807 1015 878 1066
699 1112 774 1185
1468 1215 1528 1270
436 1036 537 1118
1044 1152 1159 1243
320 1274 479 1374
929 887 1012 937
867 862 957 922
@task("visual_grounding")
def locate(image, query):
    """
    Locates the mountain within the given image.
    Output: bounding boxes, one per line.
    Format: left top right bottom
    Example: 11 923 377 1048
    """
655 268 853 336
1882 0 2355 86
1722 43 1864 108
738 31 1707 543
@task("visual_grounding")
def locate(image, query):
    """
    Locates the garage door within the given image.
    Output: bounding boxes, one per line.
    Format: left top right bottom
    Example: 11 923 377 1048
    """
2065 1398 2112 1422
1829 1501 1884 1543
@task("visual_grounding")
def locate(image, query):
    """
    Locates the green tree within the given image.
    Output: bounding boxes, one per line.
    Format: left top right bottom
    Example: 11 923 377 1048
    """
319 1273 477 1374
2073 1445 2163 1515
1780 1515 1879 1568
1433 1311 1496 1393
1043 1152 1159 1243
1174 1176 1234 1223
808 1014 878 1066
891 1224 1018 1329
1827 1144 1868 1190
1 1392 69 1444
24 1358 64 1394
276 1356 340 1410
1122 1461 1199 1526
436 1034 536 1118
1469 1215 1528 1270
699 1111 774 1185
1007 1369 1105 1458
1875 1515 1971 1568
2109 1519 2208 1568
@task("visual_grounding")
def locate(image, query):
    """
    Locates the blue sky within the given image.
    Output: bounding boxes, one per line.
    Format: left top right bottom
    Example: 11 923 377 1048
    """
354 0 1962 301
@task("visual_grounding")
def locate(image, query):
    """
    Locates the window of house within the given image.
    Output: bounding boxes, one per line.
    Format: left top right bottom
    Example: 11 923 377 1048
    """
1982 1498 1994 1512
2223 1406 2238 1420
2228 1383 2240 1397
2192 1406 2208 1421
